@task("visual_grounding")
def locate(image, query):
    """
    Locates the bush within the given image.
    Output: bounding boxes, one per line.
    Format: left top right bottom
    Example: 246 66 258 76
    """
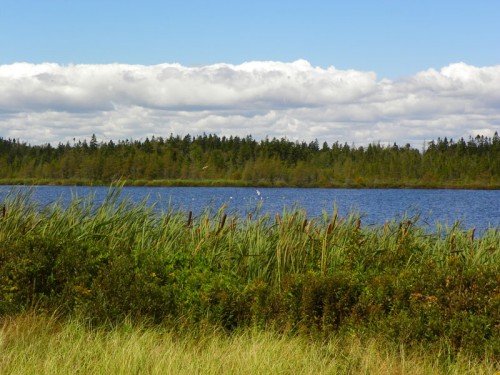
0 188 498 357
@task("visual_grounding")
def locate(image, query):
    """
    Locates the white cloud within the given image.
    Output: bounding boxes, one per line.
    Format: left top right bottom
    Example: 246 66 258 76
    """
0 60 499 146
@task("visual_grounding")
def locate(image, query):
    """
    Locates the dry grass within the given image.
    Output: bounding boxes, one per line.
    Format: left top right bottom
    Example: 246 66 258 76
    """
1 313 497 375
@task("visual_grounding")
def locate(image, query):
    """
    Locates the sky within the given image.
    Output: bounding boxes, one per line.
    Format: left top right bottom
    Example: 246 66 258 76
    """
1 0 500 146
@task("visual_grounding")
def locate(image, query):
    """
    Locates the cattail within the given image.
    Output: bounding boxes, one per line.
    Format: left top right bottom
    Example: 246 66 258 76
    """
163 213 171 227
216 213 227 235
326 222 334 235
276 213 282 225
186 210 192 227
470 227 476 242
402 220 412 237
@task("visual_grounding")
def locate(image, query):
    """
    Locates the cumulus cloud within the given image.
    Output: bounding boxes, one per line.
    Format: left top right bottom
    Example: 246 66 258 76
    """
0 60 499 146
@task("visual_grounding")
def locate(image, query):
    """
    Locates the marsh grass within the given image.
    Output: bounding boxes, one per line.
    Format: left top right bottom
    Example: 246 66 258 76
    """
0 313 497 375
0 186 499 363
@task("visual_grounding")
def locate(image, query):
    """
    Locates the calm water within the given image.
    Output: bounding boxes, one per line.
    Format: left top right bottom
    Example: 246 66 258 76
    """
0 185 499 232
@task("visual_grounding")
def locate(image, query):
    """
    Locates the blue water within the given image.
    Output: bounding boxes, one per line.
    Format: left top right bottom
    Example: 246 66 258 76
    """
1 185 499 233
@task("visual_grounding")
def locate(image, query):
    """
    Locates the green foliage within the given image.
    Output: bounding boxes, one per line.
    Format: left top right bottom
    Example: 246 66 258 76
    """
1 133 500 187
0 188 499 358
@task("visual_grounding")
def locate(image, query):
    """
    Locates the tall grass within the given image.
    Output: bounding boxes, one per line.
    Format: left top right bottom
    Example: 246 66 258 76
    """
0 313 497 375
0 186 499 361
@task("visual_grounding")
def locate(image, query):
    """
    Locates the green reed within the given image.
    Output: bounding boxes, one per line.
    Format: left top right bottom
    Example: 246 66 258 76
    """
0 186 498 358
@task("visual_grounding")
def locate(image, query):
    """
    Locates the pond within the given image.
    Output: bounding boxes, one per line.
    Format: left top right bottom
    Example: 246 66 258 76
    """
1 185 499 233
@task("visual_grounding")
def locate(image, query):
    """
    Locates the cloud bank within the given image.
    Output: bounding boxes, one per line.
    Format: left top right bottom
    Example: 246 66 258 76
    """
1 60 499 146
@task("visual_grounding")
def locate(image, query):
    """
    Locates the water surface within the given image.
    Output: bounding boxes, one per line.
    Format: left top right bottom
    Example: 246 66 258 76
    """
1 186 498 233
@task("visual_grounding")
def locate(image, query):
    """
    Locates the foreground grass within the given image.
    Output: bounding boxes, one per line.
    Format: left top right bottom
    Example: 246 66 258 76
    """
1 313 497 375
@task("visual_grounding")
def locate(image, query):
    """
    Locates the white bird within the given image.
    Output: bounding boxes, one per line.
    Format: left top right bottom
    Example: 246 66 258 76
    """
256 190 261 196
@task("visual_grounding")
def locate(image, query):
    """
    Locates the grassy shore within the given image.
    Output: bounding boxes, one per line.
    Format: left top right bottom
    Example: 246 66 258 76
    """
1 313 497 374
1 177 500 189
0 186 499 371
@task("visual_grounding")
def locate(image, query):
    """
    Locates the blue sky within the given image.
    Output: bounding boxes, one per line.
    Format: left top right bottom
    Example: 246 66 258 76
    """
1 0 500 145
3 0 499 79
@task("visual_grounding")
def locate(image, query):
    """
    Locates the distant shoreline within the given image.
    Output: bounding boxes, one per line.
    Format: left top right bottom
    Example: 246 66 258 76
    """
1 178 499 190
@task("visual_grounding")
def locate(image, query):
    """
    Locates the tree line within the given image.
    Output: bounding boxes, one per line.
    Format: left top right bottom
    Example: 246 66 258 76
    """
1 133 499 187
